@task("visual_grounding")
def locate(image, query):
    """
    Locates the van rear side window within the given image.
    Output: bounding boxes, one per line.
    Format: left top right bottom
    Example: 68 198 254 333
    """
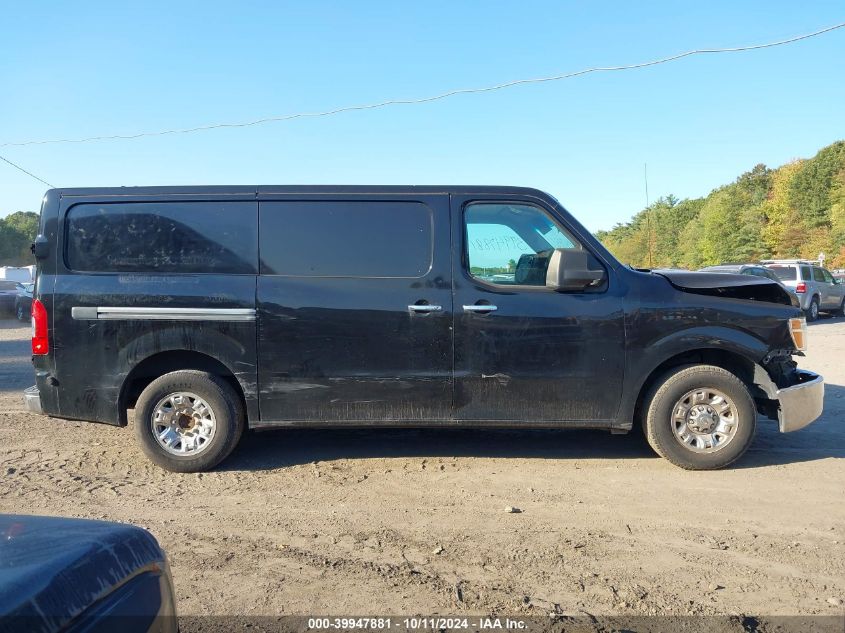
259 201 433 277
65 202 258 274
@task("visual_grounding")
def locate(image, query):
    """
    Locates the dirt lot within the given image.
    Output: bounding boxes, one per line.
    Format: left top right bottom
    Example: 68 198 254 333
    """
0 316 843 620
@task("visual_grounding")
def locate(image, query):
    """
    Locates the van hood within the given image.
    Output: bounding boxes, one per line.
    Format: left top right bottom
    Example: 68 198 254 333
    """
651 269 798 307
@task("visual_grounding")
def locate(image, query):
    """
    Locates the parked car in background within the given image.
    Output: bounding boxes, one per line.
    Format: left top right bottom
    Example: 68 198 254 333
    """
762 259 845 321
0 265 34 283
15 282 33 321
0 514 177 632
698 264 800 304
833 271 845 284
0 280 20 315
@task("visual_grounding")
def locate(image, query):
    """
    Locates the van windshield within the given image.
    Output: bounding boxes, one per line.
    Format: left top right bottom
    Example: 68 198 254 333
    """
768 266 797 281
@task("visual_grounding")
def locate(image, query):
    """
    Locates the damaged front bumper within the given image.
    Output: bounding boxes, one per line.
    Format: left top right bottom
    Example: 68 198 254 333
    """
754 368 824 433
774 370 824 432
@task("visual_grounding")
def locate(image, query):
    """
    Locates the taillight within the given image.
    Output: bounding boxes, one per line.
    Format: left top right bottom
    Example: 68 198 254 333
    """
31 299 48 355
795 282 806 293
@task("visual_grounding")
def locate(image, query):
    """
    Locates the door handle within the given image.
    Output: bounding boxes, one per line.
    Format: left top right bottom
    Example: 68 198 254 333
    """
463 304 498 313
408 304 442 313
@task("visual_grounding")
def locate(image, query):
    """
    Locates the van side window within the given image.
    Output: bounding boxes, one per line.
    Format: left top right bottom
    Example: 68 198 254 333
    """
813 267 826 283
259 201 432 278
464 203 585 286
66 202 258 274
801 266 812 281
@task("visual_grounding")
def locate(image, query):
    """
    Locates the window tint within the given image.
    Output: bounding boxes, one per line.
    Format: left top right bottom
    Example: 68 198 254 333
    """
801 266 812 281
769 266 796 281
66 202 258 273
464 202 587 286
813 267 826 282
260 201 432 277
821 269 834 284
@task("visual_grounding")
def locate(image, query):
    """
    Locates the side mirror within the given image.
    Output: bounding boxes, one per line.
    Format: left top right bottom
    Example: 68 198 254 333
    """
546 248 606 291
31 235 49 260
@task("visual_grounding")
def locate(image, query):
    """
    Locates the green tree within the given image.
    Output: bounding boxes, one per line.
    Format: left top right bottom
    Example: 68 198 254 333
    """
788 141 845 229
829 168 845 267
761 160 803 256
594 140 845 270
0 211 39 266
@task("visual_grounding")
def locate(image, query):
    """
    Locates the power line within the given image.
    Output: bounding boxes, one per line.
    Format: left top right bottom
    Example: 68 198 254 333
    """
2 21 844 149
0 154 55 188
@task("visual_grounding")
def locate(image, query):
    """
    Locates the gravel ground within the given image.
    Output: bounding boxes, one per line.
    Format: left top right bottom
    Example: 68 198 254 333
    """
0 315 843 621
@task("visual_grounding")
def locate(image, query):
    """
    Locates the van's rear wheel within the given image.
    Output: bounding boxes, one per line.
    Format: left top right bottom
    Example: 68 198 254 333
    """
134 370 244 472
643 364 756 470
16 304 26 321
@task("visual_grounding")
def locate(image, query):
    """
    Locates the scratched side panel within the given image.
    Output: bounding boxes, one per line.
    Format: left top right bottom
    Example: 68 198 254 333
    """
256 277 453 422
51 274 258 425
453 280 626 421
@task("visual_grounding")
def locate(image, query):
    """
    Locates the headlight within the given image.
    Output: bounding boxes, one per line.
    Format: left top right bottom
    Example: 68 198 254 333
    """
789 317 807 352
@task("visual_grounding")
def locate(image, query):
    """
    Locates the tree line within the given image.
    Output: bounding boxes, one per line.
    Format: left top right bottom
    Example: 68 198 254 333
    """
0 211 39 266
4 142 845 271
595 140 845 269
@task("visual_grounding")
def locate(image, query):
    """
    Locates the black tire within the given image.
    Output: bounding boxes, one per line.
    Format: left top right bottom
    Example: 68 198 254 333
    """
16 303 26 321
805 296 820 322
833 297 845 318
134 370 245 472
643 364 756 470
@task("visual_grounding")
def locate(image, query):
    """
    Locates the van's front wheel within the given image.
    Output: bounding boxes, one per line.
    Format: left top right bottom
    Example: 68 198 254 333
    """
643 364 756 470
134 370 245 472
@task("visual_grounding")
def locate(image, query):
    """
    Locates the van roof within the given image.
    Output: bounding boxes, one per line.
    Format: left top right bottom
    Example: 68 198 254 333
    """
48 185 556 198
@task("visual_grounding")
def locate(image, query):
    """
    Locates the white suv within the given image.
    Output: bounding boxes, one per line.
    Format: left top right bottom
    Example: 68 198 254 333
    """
763 260 845 321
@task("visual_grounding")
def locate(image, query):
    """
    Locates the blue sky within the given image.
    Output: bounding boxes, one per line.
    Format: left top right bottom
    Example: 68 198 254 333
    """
1 1 844 231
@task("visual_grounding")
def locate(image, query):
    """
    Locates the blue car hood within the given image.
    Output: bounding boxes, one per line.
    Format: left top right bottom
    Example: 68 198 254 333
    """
0 514 167 630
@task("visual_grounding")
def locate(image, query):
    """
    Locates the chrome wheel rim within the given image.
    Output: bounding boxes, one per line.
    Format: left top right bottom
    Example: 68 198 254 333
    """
671 388 738 453
811 301 819 319
151 392 216 456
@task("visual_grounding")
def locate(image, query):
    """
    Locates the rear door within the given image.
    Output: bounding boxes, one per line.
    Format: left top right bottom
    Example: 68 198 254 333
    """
812 267 833 308
821 268 844 307
450 193 625 423
256 193 452 424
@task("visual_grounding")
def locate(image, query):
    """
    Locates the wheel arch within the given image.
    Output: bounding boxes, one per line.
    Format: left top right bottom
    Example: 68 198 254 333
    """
118 349 248 427
630 347 767 431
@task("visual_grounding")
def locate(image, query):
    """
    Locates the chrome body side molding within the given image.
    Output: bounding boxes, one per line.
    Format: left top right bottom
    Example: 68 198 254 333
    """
71 307 256 321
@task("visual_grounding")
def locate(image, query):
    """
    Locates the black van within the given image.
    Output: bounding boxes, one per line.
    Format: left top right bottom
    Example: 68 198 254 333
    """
24 186 823 472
